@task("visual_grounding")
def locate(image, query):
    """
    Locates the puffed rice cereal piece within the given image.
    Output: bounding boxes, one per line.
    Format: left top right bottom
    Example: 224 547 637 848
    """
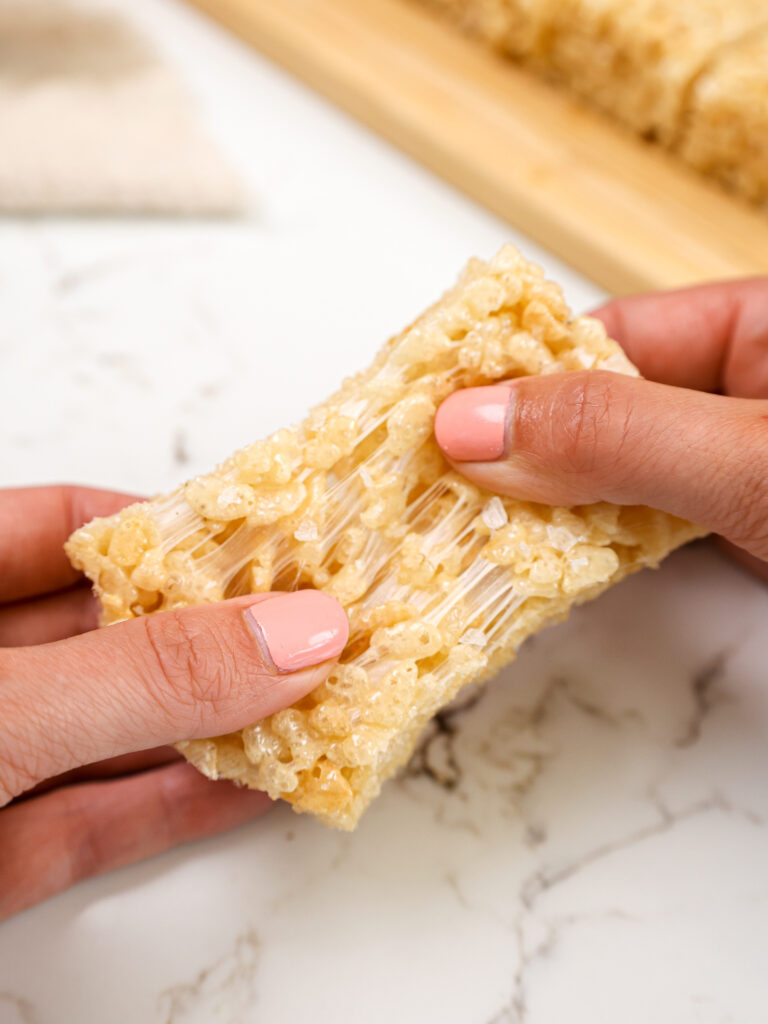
67 246 704 829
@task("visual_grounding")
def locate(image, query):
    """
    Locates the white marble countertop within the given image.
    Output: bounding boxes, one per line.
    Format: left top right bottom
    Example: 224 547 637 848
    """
1 2 767 1021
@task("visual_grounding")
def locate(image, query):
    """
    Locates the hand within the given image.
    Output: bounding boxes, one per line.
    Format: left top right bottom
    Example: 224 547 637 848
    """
0 486 348 920
434 277 768 579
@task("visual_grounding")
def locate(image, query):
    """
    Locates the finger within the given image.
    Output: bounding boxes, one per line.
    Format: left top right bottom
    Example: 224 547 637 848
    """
592 277 768 397
0 589 349 803
0 485 139 604
0 584 99 648
716 538 768 584
0 761 271 920
435 372 768 555
25 746 183 798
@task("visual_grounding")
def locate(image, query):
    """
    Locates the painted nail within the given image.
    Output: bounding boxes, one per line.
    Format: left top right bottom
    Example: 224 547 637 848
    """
244 591 349 673
434 385 512 462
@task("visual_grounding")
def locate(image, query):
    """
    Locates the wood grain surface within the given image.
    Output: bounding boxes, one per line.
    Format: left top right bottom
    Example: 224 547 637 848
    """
186 0 768 294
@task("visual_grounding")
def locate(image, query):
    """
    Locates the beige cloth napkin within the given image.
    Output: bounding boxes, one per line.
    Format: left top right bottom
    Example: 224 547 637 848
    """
0 0 244 214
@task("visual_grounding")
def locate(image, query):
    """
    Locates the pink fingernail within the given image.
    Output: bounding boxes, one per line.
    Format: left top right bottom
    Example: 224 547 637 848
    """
434 385 512 462
244 591 349 673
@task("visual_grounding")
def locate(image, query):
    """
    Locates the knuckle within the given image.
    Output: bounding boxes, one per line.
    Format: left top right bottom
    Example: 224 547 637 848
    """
58 483 84 537
0 749 36 806
139 610 239 721
68 798 102 885
0 656 48 804
553 371 633 479
719 434 768 555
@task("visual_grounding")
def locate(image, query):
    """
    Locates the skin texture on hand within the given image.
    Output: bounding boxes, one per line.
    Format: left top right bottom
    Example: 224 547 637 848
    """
5 279 765 918
435 278 768 579
0 486 348 920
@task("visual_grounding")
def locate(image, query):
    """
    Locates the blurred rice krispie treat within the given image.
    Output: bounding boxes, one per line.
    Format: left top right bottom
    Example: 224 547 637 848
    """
419 0 551 55
536 0 767 144
678 27 768 203
417 0 768 204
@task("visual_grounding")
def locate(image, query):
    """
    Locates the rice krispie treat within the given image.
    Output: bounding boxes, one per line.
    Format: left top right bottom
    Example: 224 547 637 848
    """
67 246 703 829
416 0 768 204
679 27 768 203
538 0 766 143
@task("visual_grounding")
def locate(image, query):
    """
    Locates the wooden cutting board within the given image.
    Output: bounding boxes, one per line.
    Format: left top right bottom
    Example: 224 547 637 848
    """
186 0 768 294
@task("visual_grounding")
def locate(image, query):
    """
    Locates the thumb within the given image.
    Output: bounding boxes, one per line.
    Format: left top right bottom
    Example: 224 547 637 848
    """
435 371 768 559
0 590 348 803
